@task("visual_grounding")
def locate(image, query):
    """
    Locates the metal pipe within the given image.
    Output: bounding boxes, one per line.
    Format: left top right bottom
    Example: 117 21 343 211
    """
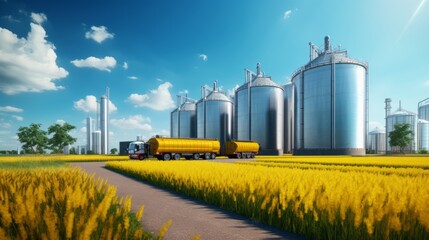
324 35 330 52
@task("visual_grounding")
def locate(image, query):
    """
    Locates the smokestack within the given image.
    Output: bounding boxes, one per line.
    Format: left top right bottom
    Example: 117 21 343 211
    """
213 80 218 91
324 35 330 52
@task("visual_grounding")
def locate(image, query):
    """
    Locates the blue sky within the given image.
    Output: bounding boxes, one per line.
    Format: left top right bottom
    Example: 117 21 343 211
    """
1 0 428 151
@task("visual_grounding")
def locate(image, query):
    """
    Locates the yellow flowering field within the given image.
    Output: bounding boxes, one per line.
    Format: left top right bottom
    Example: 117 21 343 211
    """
255 155 429 168
106 160 429 240
0 167 152 239
0 154 129 163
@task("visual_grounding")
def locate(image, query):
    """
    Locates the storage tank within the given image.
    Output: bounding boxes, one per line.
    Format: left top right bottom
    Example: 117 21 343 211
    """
234 63 284 155
386 104 417 153
196 81 233 155
368 128 386 154
417 119 429 151
291 36 368 155
283 82 294 153
170 95 196 138
418 97 429 120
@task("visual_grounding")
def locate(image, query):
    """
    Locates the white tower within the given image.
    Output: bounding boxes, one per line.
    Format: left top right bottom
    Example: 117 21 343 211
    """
100 87 110 154
86 117 93 153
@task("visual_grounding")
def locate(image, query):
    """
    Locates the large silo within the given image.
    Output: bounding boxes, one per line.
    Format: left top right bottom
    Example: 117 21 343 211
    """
196 81 233 155
418 98 429 120
283 82 294 153
291 36 368 155
386 104 417 153
100 95 108 154
170 95 197 138
234 63 284 155
417 119 429 151
368 128 386 154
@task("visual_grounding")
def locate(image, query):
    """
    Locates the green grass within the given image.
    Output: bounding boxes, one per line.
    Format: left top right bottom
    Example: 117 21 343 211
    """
0 160 67 169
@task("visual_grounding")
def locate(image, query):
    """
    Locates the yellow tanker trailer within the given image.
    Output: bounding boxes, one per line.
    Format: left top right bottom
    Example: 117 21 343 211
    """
129 137 220 160
225 140 259 159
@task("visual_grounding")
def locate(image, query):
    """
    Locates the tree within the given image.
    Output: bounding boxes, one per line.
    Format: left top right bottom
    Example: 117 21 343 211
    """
17 123 48 154
48 122 77 154
110 148 118 155
389 123 413 154
69 147 77 154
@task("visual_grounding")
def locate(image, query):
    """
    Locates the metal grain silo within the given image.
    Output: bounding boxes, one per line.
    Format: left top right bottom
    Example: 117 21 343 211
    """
418 98 429 120
234 63 284 155
283 82 294 153
196 81 233 155
417 119 429 151
170 95 196 138
368 128 386 154
291 36 368 155
386 103 417 153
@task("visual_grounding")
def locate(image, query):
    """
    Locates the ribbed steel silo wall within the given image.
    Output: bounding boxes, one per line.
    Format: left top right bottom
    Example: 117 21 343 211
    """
250 86 284 155
419 102 429 121
235 88 250 141
170 110 179 137
178 110 196 138
369 132 386 154
283 83 294 153
196 102 204 138
418 121 429 151
204 100 233 155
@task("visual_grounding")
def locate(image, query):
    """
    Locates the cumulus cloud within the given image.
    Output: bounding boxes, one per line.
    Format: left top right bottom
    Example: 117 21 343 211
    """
74 95 117 113
127 82 175 111
31 12 47 24
111 115 152 131
199 54 208 61
71 56 116 72
0 20 68 95
0 106 23 112
123 62 128 70
128 76 138 80
85 26 114 43
55 119 66 125
80 127 86 133
283 10 292 19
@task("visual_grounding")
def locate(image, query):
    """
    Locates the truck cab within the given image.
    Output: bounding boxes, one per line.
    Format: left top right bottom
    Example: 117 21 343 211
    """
128 141 148 160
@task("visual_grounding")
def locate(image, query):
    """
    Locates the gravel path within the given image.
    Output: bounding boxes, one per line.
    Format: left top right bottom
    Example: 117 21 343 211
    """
72 162 303 240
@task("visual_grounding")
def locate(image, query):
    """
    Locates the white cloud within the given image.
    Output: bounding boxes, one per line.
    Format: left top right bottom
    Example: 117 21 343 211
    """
0 106 23 112
0 121 12 128
74 95 117 113
31 12 47 24
156 78 163 82
71 56 116 72
227 84 239 97
424 80 429 86
178 89 189 95
199 54 208 61
56 119 66 125
80 127 86 133
111 115 152 131
0 22 68 95
127 82 175 111
128 76 138 80
283 10 292 19
12 115 23 121
123 62 128 70
85 25 114 43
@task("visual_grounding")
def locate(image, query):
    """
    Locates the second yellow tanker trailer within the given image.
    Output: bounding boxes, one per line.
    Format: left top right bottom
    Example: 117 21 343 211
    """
128 137 259 160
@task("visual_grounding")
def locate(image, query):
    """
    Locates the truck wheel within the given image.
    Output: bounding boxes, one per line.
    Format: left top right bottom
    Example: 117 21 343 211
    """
204 153 211 160
210 153 216 159
156 156 163 160
173 153 181 160
237 153 241 159
139 155 145 160
251 153 255 158
192 153 200 160
163 153 171 161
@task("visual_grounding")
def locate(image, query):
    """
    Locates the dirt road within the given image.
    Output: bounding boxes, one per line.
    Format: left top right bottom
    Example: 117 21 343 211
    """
72 162 302 240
